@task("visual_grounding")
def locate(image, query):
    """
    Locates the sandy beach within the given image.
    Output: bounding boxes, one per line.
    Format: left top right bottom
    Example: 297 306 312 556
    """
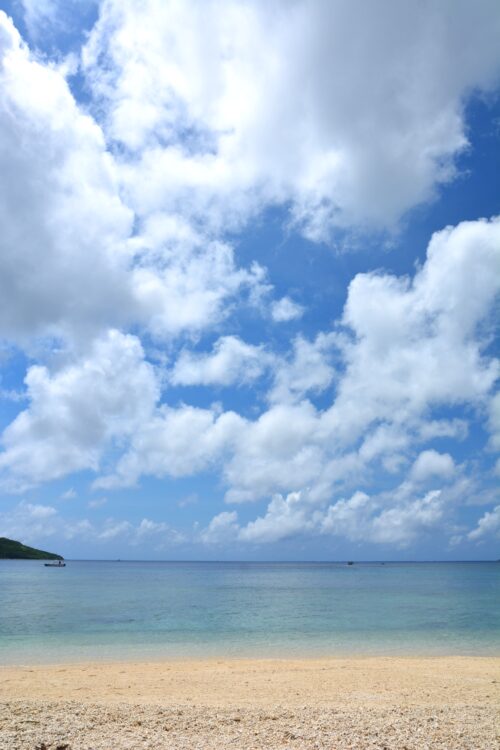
1 656 498 749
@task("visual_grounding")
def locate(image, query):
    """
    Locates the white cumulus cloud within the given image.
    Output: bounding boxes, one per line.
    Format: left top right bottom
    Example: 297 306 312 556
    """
468 505 500 541
82 0 500 239
171 336 271 387
0 11 134 343
0 330 158 489
271 297 305 323
410 450 456 483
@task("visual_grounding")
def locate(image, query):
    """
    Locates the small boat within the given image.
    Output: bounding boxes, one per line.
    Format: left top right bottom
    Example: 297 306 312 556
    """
347 561 354 565
44 561 66 567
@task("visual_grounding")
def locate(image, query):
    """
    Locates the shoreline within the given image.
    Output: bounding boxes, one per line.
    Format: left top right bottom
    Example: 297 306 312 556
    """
2 638 499 667
2 648 499 666
2 656 498 749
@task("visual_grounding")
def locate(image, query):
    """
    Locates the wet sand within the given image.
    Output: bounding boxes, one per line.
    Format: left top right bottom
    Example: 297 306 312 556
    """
1 656 498 748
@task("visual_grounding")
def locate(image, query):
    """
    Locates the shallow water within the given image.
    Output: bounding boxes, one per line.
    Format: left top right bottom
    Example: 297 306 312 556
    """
0 560 498 663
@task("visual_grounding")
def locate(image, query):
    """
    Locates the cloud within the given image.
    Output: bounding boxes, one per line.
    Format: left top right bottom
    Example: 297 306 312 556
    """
468 505 500 541
0 387 26 403
242 487 445 547
0 12 134 343
20 0 58 38
268 334 336 404
223 401 327 504
0 501 184 548
410 450 456 482
487 392 500 474
221 218 500 506
0 7 498 552
0 209 496 555
135 517 186 545
0 501 59 542
170 331 334 399
90 216 499 526
0 12 268 347
200 511 239 545
130 221 268 340
238 491 317 544
418 419 469 442
97 519 132 541
177 493 198 509
20 0 98 43
87 496 108 509
322 488 446 547
271 297 304 323
170 335 271 387
328 217 500 444
367 491 445 546
82 0 500 239
60 488 77 500
96 404 245 489
205 486 446 548
0 330 158 488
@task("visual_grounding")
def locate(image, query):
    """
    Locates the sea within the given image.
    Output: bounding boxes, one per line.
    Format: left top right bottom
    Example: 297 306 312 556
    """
0 560 498 664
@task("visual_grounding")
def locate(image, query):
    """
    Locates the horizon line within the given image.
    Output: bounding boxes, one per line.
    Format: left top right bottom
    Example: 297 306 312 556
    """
37 558 500 564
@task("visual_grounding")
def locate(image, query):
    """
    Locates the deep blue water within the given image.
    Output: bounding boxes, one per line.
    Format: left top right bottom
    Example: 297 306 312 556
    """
0 560 498 663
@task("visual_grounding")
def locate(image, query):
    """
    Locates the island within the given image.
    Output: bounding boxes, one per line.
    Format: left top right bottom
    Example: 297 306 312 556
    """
0 537 63 560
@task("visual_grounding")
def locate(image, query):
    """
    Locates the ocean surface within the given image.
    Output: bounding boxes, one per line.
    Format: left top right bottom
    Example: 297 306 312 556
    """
0 560 498 664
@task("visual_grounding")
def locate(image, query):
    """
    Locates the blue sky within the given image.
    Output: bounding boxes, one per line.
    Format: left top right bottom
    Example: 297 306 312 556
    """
0 0 499 560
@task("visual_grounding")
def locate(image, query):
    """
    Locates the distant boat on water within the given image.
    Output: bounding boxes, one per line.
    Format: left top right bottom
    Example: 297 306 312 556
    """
44 560 66 567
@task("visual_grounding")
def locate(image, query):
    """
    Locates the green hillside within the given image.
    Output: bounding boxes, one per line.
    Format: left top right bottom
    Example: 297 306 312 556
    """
0 537 63 560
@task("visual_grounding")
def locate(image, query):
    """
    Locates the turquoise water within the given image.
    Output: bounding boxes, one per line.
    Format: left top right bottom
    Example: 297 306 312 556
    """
0 561 498 664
